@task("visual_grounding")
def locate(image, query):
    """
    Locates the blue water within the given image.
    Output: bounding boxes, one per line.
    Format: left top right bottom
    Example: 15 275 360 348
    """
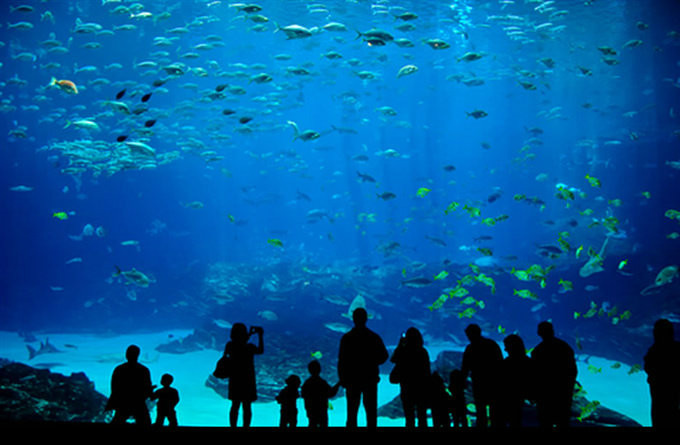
1 0 679 383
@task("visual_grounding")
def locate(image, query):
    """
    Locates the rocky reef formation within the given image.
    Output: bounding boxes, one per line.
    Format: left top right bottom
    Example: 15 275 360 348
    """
0 358 109 423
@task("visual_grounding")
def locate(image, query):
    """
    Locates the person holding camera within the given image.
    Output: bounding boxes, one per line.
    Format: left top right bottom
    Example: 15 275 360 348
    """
223 323 264 427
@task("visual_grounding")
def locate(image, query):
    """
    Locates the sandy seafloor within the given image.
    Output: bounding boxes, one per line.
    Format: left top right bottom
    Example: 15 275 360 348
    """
0 330 652 427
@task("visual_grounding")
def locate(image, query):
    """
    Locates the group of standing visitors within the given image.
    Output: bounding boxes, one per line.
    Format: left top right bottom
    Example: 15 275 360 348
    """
105 311 680 428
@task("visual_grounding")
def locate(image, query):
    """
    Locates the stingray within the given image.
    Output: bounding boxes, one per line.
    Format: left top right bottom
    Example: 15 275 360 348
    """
579 237 609 278
640 265 679 296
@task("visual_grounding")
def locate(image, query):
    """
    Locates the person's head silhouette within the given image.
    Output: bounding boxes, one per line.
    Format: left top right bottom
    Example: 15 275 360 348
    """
464 323 482 342
126 344 141 363
308 359 321 376
231 322 249 343
161 373 173 387
537 321 555 340
286 374 301 388
405 326 423 348
352 307 368 327
653 318 674 343
503 334 526 357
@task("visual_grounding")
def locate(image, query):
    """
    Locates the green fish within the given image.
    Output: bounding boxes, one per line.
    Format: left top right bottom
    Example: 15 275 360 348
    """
416 187 431 198
585 174 601 187
664 209 680 222
628 364 642 375
448 285 469 298
458 307 477 319
477 247 493 256
558 279 573 292
463 204 481 218
578 400 601 422
428 294 448 311
475 273 496 294
267 238 284 248
444 201 460 214
513 289 538 300
433 270 449 281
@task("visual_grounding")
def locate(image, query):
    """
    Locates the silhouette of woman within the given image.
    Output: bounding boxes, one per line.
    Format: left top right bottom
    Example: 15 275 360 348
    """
390 327 431 428
223 323 263 427
499 334 533 427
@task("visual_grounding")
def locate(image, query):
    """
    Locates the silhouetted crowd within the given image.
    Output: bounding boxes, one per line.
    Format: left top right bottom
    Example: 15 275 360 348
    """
105 312 680 428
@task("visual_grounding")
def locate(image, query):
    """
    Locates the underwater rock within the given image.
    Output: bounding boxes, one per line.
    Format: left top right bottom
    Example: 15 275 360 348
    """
155 323 226 354
0 359 110 423
378 350 641 427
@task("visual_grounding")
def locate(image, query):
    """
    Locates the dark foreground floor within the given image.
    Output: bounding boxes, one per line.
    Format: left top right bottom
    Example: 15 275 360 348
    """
0 420 662 439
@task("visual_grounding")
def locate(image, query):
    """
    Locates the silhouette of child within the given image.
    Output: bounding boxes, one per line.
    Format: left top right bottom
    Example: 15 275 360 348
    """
429 371 451 427
150 373 179 427
301 359 340 428
448 369 468 427
276 374 301 427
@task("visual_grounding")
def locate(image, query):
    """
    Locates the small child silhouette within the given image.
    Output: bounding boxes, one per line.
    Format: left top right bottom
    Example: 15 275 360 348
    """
429 371 452 427
301 359 340 428
150 373 180 427
448 369 468 427
276 374 301 427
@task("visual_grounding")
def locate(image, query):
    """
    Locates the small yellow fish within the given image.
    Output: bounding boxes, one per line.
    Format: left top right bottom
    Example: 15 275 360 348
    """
311 351 323 360
53 211 69 220
618 259 628 270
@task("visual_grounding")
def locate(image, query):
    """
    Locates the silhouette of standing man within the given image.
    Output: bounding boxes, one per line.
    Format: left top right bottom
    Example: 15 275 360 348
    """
106 344 155 425
461 323 503 427
644 318 680 427
531 321 577 428
338 307 388 428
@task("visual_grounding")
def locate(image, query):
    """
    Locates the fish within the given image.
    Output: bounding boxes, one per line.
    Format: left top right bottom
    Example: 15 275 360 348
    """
141 93 152 102
433 271 449 281
356 171 376 183
457 51 485 62
424 38 450 49
115 89 126 99
324 322 351 334
275 23 314 39
466 110 488 119
27 338 62 360
416 188 431 198
376 192 396 200
397 64 418 78
267 238 284 248
113 265 154 288
48 77 78 94
288 121 320 142
9 185 33 192
401 277 433 288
